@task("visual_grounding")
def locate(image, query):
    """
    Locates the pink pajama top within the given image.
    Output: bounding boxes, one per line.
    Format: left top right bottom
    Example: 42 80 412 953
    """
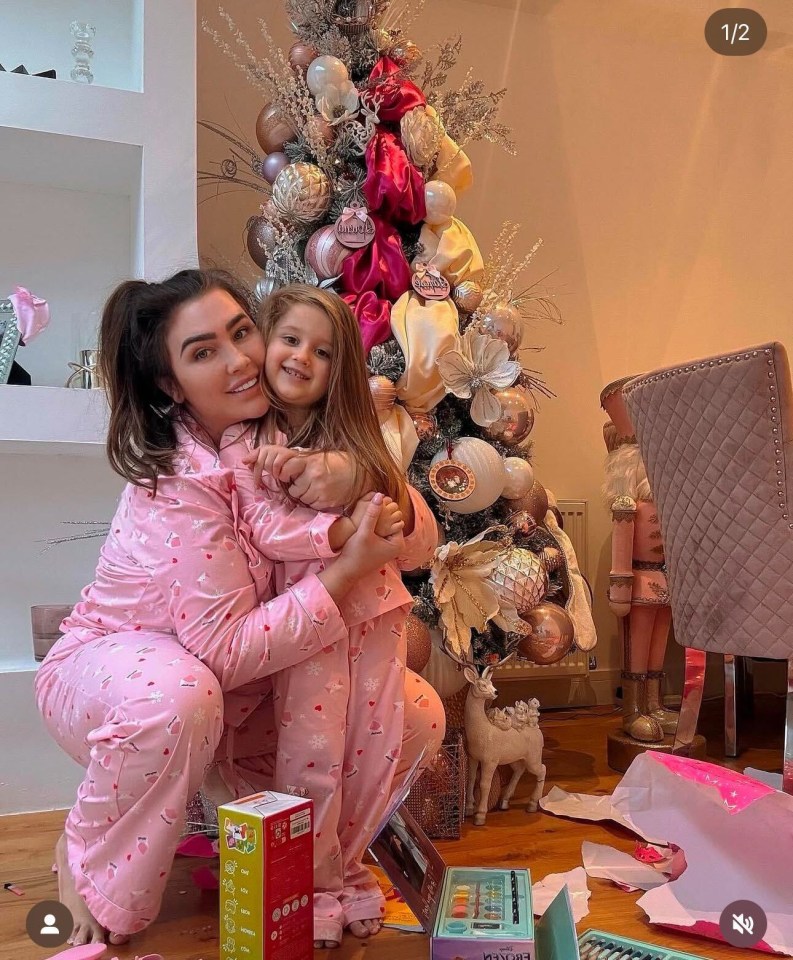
41 416 349 728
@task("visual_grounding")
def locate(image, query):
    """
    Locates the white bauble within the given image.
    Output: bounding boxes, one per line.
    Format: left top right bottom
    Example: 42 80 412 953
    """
502 457 535 499
423 180 457 226
420 631 469 697
430 437 506 514
306 55 349 96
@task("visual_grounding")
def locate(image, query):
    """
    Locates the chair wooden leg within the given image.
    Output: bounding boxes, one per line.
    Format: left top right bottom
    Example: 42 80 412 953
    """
674 648 707 753
784 658 793 795
724 654 738 758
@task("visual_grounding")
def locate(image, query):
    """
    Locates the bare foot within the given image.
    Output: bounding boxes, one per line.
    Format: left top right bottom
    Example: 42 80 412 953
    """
346 918 382 938
55 834 130 947
314 939 340 949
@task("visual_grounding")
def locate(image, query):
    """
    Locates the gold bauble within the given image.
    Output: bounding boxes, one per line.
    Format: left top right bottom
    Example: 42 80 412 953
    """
405 613 432 674
368 375 397 417
255 101 297 154
479 301 522 356
452 280 484 314
271 162 332 225
411 412 438 441
517 603 575 665
502 457 534 499
510 480 549 525
485 386 535 446
487 547 549 617
389 39 423 69
400 105 445 169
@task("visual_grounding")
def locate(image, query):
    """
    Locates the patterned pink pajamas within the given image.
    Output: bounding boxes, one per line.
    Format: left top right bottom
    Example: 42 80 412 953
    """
231 465 439 941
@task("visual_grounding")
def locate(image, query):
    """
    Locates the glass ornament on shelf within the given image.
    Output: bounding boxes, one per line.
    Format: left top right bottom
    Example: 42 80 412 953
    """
70 21 95 83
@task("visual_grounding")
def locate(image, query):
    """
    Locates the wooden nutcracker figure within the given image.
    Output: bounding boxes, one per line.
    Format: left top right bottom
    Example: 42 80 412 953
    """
601 377 679 753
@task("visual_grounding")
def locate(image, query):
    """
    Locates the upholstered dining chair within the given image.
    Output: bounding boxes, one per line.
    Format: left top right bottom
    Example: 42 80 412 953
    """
623 343 793 793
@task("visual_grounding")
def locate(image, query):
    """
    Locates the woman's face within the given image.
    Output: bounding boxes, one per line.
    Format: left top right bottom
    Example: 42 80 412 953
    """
164 288 268 442
264 302 334 414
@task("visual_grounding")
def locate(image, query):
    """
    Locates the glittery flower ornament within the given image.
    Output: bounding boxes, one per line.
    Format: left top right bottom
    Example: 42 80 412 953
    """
8 286 50 345
316 80 360 126
429 528 507 656
436 325 521 427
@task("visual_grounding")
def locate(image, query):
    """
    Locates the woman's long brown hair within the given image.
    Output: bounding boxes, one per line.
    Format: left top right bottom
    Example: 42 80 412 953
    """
256 284 406 504
98 268 253 492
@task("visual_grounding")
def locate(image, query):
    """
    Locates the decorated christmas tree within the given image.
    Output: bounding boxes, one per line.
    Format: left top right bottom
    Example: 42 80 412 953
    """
201 1 595 679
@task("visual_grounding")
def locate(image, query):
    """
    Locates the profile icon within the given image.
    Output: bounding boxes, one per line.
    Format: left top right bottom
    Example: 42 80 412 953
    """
40 912 60 935
25 900 73 947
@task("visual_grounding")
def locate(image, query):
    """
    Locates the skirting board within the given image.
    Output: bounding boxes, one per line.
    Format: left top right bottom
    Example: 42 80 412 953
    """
495 667 620 710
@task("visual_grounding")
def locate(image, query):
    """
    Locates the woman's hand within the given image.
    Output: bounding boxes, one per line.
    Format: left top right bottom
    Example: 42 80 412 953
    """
350 493 404 539
286 451 367 510
317 495 402 602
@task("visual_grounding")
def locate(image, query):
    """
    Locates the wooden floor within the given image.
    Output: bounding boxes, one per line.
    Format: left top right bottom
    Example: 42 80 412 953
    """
0 695 784 960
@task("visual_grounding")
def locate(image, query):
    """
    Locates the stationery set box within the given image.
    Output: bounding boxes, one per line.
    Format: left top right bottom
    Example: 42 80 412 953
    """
368 801 714 960
219 791 314 960
370 801 536 960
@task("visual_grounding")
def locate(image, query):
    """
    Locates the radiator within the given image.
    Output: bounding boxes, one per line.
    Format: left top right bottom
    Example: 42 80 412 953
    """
496 498 591 680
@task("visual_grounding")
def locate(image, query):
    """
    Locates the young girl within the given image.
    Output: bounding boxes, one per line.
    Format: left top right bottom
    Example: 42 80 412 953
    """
235 285 439 947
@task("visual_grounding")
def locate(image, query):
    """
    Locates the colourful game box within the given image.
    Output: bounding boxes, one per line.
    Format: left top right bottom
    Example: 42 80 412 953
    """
219 791 313 960
370 802 534 960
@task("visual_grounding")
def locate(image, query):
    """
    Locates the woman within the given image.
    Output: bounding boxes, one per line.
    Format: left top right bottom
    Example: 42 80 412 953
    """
35 269 445 948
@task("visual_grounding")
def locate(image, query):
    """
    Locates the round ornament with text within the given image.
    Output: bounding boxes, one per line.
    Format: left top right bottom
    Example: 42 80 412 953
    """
334 202 376 249
412 261 450 301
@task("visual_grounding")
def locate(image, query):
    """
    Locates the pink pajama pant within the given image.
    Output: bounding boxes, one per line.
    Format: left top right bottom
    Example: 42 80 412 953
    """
35 630 444 937
271 606 416 942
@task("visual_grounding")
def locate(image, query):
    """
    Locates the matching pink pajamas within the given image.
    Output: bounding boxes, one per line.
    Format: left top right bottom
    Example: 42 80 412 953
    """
34 417 445 937
229 466 439 940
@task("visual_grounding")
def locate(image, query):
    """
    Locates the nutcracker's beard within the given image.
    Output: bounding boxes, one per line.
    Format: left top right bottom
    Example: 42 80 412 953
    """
603 443 652 503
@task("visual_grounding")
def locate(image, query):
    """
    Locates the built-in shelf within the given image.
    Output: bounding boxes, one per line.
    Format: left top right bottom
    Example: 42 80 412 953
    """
0 385 107 455
0 0 143 94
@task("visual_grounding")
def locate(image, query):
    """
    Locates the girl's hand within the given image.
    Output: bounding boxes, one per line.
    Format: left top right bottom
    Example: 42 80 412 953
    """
350 494 404 539
242 444 305 489
332 495 401 585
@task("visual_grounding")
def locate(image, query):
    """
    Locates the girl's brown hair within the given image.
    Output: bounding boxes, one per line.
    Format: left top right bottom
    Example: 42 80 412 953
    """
99 268 253 491
257 284 406 504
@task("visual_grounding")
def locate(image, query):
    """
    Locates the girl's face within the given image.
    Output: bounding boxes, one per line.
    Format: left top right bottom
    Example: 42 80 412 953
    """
265 303 333 415
164 288 268 443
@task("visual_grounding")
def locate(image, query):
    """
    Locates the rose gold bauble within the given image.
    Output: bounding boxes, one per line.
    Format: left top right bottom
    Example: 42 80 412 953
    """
306 113 335 147
479 301 522 356
272 162 332 225
246 217 276 269
255 102 297 154
412 412 438 441
452 280 484 314
517 603 575 665
305 224 352 280
368 375 397 416
405 613 432 674
485 386 535 446
288 41 319 76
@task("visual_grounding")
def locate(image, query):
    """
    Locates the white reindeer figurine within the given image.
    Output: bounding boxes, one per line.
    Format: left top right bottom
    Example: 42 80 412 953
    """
454 652 546 826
